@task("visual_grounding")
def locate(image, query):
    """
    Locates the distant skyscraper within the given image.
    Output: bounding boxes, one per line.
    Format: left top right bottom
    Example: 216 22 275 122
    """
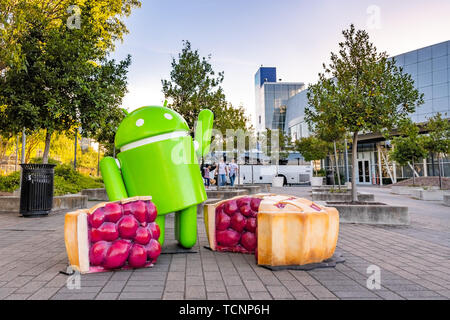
254 67 304 132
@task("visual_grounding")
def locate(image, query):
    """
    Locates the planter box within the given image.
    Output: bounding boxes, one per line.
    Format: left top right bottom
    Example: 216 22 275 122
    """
220 185 270 195
391 186 439 195
444 195 450 207
325 202 409 226
81 188 109 201
206 189 248 200
312 186 348 193
272 177 284 187
391 186 422 195
312 192 374 202
412 189 448 201
310 177 324 187
0 195 88 214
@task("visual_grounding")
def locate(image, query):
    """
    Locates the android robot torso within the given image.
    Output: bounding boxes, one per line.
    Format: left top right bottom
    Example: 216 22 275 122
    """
114 106 206 215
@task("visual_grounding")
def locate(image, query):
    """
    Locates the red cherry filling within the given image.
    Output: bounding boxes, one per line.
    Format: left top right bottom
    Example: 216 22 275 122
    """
215 197 262 254
87 199 160 270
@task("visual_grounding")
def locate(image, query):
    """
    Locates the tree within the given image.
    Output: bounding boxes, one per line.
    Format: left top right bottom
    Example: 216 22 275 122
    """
294 136 332 176
162 40 249 133
314 122 347 188
423 113 450 189
390 119 428 186
306 24 423 202
259 129 292 164
0 10 131 164
94 108 128 157
0 0 141 72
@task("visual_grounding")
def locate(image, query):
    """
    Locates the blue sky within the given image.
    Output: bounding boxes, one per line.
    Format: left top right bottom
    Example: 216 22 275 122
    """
111 0 450 124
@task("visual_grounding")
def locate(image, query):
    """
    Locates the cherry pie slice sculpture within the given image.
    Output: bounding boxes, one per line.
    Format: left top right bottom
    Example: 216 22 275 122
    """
65 197 161 273
204 194 339 267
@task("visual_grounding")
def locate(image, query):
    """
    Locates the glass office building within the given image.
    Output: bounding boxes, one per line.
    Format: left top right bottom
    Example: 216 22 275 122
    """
395 41 450 122
285 90 310 140
254 67 304 132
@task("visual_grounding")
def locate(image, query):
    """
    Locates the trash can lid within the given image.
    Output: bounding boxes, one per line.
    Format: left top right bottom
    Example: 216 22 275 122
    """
20 163 56 169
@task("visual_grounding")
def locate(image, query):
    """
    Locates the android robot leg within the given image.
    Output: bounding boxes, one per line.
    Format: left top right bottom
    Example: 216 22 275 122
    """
155 215 166 246
175 205 197 249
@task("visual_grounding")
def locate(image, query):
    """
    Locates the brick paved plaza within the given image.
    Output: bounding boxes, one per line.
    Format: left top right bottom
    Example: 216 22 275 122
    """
0 186 449 300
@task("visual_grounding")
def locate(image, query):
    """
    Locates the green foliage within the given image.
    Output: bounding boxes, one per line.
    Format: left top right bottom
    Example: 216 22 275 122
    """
162 40 250 133
423 113 450 155
0 1 134 164
0 164 103 195
0 171 21 192
390 119 428 166
330 187 347 193
31 157 61 165
0 0 141 72
94 108 127 156
315 169 326 177
260 129 292 161
294 136 332 162
53 164 103 196
0 23 132 136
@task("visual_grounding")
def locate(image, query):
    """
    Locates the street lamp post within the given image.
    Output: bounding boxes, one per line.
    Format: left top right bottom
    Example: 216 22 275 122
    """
344 139 349 183
74 131 78 169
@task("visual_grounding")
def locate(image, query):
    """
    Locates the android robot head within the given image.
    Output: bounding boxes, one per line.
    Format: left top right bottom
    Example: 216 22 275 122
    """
115 106 190 151
100 105 214 249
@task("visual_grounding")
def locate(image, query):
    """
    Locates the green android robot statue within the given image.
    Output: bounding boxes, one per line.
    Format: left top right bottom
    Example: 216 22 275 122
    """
100 106 214 249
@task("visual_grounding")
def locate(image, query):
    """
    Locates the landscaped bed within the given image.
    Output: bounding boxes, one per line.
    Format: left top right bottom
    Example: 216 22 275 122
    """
324 201 409 226
387 176 450 190
327 202 386 206
0 164 103 196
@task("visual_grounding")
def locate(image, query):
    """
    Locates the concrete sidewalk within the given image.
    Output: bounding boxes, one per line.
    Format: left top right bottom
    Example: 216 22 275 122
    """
0 186 448 300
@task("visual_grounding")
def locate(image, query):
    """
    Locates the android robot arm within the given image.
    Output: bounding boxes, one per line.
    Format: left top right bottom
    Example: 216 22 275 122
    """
100 157 128 201
194 109 214 158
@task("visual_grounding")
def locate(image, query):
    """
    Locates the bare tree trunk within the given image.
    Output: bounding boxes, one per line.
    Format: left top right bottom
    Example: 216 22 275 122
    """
351 132 358 203
334 141 341 190
438 154 442 190
42 129 52 164
15 136 19 171
412 158 415 186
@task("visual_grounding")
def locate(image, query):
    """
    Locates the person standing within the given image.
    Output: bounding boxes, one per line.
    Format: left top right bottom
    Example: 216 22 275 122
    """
203 165 211 188
218 158 228 187
228 159 239 187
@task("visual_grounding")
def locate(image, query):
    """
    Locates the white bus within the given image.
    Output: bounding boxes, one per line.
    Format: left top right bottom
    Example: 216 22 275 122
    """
205 151 313 186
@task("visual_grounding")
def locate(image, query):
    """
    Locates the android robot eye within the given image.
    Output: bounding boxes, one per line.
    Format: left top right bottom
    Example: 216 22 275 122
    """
136 119 144 127
164 113 173 120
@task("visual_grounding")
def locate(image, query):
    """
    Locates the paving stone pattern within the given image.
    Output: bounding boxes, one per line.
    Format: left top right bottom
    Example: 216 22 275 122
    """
0 187 449 300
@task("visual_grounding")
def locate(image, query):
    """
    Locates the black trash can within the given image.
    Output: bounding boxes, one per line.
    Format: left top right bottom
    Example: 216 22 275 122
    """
326 170 335 185
20 164 56 217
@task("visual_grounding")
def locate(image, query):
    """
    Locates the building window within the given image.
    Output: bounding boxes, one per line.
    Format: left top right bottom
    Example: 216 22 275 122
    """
259 115 261 124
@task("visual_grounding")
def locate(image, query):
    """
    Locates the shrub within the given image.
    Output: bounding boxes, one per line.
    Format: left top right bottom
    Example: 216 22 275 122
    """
0 171 21 192
31 157 61 165
0 164 103 196
314 169 326 177
53 164 103 196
